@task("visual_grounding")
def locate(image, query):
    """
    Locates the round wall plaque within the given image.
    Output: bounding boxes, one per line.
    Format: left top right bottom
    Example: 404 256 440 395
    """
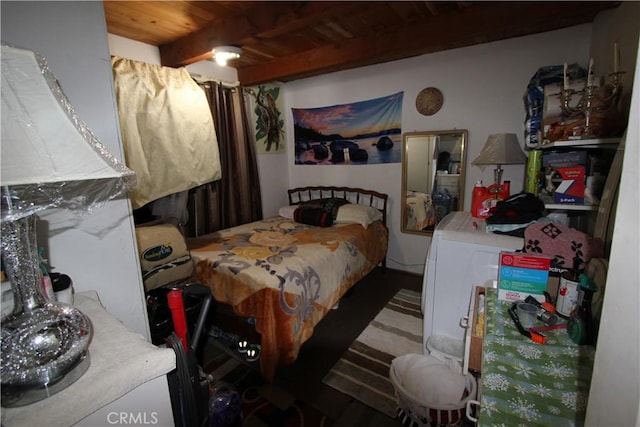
416 87 443 116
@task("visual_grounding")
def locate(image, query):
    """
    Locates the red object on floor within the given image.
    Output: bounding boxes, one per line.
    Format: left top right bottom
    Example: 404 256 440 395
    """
167 288 189 353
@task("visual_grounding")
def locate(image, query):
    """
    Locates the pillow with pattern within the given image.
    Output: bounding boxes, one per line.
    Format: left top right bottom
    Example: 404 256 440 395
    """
293 206 334 227
299 197 350 219
524 221 603 271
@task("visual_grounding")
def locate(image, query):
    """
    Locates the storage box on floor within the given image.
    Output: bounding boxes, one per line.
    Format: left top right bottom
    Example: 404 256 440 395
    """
390 352 477 426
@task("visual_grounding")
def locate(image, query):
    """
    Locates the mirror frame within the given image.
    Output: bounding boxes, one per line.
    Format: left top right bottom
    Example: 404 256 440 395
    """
401 129 468 235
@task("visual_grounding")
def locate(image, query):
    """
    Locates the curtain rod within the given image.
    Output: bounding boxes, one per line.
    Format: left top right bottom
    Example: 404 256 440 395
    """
190 73 239 88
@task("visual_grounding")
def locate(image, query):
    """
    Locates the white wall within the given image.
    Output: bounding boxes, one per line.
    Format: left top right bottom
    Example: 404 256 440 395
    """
284 25 592 274
587 39 639 425
586 4 640 426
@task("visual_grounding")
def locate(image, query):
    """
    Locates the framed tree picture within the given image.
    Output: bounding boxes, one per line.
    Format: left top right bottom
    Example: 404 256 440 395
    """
247 84 285 154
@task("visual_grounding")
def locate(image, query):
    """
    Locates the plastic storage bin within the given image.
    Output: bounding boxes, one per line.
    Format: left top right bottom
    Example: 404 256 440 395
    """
390 354 477 427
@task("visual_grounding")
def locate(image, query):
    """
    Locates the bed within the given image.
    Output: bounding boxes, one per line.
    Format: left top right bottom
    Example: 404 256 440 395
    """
186 186 388 381
405 190 435 231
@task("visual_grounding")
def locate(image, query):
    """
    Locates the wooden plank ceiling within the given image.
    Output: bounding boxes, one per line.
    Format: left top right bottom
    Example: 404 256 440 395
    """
104 1 620 86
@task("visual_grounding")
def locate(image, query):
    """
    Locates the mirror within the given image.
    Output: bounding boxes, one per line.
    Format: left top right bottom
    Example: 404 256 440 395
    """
401 130 468 235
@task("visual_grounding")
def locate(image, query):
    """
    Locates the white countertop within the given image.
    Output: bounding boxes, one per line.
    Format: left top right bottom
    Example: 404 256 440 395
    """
435 211 524 249
2 291 176 427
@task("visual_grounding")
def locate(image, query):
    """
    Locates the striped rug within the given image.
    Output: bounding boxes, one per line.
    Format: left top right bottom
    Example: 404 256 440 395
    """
322 288 423 418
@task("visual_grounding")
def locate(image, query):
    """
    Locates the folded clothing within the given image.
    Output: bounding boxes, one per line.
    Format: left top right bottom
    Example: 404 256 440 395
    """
487 192 545 226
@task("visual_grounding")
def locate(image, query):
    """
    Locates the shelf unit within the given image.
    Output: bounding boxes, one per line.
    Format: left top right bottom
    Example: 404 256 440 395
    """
540 137 620 149
539 137 621 211
539 193 598 211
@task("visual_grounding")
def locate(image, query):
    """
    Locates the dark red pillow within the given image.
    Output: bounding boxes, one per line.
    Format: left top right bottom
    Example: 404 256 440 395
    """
299 197 349 219
293 207 334 227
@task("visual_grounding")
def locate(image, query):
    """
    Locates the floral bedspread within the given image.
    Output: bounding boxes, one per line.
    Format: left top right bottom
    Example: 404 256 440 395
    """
406 191 434 231
480 288 595 426
187 216 388 381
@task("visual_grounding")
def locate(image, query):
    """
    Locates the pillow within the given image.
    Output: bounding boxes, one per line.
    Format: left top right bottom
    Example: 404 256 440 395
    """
293 207 334 227
299 197 350 219
335 204 383 228
278 205 297 219
524 220 604 271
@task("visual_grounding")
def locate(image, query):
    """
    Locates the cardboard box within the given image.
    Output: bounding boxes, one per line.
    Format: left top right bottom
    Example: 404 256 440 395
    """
553 165 585 204
498 252 550 301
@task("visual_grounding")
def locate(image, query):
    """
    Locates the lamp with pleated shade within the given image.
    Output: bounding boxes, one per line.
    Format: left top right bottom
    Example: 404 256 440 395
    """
471 133 527 185
1 44 135 406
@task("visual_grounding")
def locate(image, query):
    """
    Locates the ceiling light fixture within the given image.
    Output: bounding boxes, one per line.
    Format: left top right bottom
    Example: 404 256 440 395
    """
211 46 242 66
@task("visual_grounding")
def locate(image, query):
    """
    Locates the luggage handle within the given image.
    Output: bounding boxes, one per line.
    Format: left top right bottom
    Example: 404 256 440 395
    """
182 283 213 351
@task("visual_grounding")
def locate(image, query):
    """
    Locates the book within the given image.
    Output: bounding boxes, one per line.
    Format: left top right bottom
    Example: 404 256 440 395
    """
553 165 586 204
498 252 550 302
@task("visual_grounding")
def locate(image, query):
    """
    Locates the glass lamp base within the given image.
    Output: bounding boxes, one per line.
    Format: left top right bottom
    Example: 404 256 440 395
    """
1 303 92 407
1 350 90 407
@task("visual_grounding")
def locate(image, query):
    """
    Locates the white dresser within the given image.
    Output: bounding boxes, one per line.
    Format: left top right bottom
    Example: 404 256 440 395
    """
2 292 176 427
421 211 523 357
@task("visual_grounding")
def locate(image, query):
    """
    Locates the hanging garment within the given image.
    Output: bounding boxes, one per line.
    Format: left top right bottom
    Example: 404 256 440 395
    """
112 56 221 209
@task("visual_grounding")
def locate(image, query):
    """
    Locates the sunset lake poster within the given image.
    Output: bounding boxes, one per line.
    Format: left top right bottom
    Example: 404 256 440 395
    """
292 92 403 165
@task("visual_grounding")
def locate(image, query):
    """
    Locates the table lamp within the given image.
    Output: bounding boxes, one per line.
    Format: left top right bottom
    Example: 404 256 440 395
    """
471 133 527 185
1 45 136 406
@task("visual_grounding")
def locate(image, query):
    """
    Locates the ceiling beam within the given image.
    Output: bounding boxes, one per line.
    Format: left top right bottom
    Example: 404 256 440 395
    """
237 1 617 85
159 2 366 67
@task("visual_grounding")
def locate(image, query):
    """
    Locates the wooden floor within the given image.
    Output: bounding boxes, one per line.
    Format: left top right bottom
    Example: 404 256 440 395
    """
202 267 423 426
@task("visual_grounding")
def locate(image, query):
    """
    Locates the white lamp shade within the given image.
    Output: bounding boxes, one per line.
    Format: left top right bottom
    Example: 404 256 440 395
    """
472 133 527 166
1 45 135 221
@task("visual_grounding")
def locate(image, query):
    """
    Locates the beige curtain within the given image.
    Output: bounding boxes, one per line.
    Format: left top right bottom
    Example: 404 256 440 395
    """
112 57 222 209
187 82 262 237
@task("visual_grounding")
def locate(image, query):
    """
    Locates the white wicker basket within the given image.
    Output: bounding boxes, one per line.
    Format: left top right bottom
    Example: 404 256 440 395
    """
389 364 477 427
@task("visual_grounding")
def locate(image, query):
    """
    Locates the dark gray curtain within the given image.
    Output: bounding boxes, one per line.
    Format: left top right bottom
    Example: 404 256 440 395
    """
186 81 263 237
